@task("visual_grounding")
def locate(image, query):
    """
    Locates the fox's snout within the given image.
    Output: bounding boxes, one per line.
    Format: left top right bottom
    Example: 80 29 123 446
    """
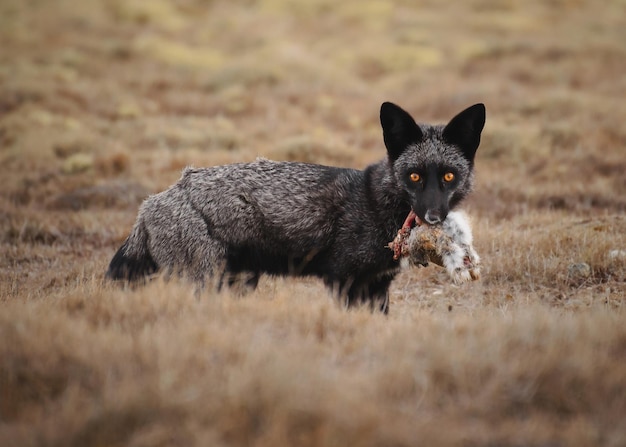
412 193 450 226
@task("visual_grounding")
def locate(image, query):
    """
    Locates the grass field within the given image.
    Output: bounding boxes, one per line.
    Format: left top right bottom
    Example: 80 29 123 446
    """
1 0 625 445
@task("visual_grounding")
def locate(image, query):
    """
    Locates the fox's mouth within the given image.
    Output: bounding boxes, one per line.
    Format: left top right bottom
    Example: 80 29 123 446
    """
402 209 423 230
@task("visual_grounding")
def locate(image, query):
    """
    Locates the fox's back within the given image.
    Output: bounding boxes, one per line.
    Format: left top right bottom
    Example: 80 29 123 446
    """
165 158 360 253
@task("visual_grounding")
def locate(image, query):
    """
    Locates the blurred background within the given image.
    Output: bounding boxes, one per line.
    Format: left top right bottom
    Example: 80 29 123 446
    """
2 0 624 194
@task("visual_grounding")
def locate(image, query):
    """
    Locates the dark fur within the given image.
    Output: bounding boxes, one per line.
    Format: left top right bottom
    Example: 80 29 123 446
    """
107 102 485 312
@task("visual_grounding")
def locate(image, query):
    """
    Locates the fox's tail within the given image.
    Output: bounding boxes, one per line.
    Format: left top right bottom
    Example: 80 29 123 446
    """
106 219 158 282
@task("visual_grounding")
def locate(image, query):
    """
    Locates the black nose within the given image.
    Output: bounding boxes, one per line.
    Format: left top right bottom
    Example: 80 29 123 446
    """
424 210 442 224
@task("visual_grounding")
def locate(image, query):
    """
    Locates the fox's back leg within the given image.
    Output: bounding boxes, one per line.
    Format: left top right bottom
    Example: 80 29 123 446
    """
142 188 228 285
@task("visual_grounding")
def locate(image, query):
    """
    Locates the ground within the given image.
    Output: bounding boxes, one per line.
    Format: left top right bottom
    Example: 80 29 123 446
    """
1 0 625 446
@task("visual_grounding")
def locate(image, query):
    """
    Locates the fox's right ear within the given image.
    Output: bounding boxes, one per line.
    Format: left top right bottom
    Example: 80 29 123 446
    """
380 102 423 161
442 103 486 164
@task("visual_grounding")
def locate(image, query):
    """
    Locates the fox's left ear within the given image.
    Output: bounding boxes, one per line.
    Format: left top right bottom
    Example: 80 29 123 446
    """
380 102 424 161
442 103 486 163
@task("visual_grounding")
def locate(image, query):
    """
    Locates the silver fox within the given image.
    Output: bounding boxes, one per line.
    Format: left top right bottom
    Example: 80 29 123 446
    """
106 102 486 313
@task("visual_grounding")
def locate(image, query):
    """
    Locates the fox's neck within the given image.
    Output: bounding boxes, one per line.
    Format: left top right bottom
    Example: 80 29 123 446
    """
363 160 411 229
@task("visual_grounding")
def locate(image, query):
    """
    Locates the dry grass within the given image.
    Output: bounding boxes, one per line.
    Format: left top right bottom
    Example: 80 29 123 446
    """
1 0 625 445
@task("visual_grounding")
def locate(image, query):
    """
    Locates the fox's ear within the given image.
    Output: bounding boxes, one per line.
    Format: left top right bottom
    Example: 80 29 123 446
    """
442 103 486 163
380 102 423 161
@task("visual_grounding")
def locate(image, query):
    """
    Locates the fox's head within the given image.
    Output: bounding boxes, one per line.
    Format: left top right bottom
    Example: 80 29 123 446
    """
380 102 485 225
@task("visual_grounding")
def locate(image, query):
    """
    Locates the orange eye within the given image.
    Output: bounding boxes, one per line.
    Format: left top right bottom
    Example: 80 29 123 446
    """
409 173 420 182
443 172 455 182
